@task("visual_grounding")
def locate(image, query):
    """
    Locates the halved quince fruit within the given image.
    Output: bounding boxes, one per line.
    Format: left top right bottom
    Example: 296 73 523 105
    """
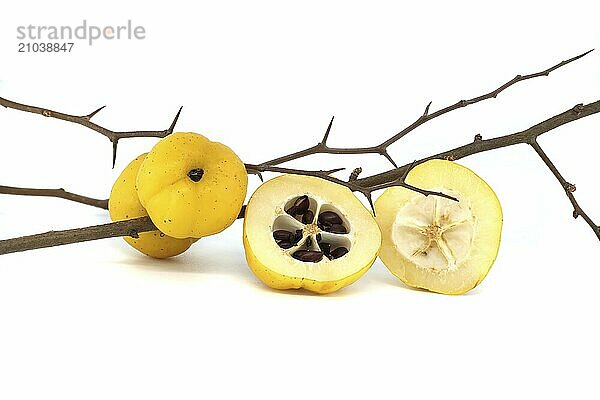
243 175 382 294
136 132 248 239
109 153 196 258
374 159 502 295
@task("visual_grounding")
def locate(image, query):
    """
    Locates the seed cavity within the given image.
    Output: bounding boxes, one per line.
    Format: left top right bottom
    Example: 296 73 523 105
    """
274 196 351 263
318 210 349 234
273 229 302 249
286 195 310 217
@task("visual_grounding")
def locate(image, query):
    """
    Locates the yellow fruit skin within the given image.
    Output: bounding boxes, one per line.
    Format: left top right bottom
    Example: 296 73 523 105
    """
109 153 196 259
375 160 503 295
243 224 377 295
136 132 248 239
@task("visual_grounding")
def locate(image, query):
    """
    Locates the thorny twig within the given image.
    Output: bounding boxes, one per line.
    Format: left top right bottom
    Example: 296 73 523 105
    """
0 96 183 168
356 101 600 239
255 49 594 168
2 100 599 255
529 139 600 240
0 51 598 254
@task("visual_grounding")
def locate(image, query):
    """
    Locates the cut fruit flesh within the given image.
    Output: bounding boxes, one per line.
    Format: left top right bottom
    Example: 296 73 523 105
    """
374 160 502 295
243 175 382 294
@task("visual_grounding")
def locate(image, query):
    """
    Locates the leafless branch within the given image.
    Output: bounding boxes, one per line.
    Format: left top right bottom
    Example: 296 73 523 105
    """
2 100 598 254
1 51 597 255
0 97 183 167
357 101 600 239
529 140 600 240
255 50 594 168
0 185 108 209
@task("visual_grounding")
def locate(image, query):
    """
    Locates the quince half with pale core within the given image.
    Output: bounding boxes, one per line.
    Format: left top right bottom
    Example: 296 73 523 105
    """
136 132 248 239
109 153 196 258
243 174 382 294
374 159 502 295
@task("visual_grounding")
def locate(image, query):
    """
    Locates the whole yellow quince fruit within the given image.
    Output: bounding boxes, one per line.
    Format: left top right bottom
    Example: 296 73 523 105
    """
109 153 197 258
136 132 248 239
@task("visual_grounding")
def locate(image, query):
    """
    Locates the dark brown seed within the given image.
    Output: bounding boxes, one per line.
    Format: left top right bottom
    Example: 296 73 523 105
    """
305 237 312 248
294 230 303 244
316 233 322 242
330 247 349 259
286 205 299 216
292 250 324 263
318 211 343 225
276 241 294 249
273 230 294 242
294 195 310 213
318 241 331 255
327 224 347 234
301 210 314 224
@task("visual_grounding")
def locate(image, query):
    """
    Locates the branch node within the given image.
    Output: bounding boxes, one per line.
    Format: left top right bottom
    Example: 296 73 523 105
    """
565 182 577 193
42 110 51 117
444 154 456 161
128 230 140 239
349 167 363 182
573 210 580 219
474 133 483 142
572 103 584 116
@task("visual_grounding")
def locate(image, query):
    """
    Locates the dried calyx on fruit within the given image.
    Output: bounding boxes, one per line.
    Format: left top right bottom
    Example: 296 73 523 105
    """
243 175 381 294
375 159 503 295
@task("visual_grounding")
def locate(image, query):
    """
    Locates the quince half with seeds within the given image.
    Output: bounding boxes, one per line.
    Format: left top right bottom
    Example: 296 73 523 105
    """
243 174 381 294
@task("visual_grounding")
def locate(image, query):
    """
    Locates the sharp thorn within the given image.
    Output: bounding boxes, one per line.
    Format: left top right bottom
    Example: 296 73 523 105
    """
381 151 398 168
326 167 345 175
168 106 183 134
257 172 264 182
88 105 106 119
364 192 376 216
321 115 335 145
112 139 119 168
401 160 418 181
423 101 432 117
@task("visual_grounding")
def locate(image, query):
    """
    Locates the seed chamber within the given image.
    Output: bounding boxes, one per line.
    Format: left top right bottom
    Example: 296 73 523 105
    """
271 195 352 263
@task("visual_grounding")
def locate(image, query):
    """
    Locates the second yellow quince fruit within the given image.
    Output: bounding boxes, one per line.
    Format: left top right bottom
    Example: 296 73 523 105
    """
109 153 196 258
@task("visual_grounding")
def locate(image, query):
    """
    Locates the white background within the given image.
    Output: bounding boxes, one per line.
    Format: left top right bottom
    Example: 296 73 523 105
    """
1 1 599 399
